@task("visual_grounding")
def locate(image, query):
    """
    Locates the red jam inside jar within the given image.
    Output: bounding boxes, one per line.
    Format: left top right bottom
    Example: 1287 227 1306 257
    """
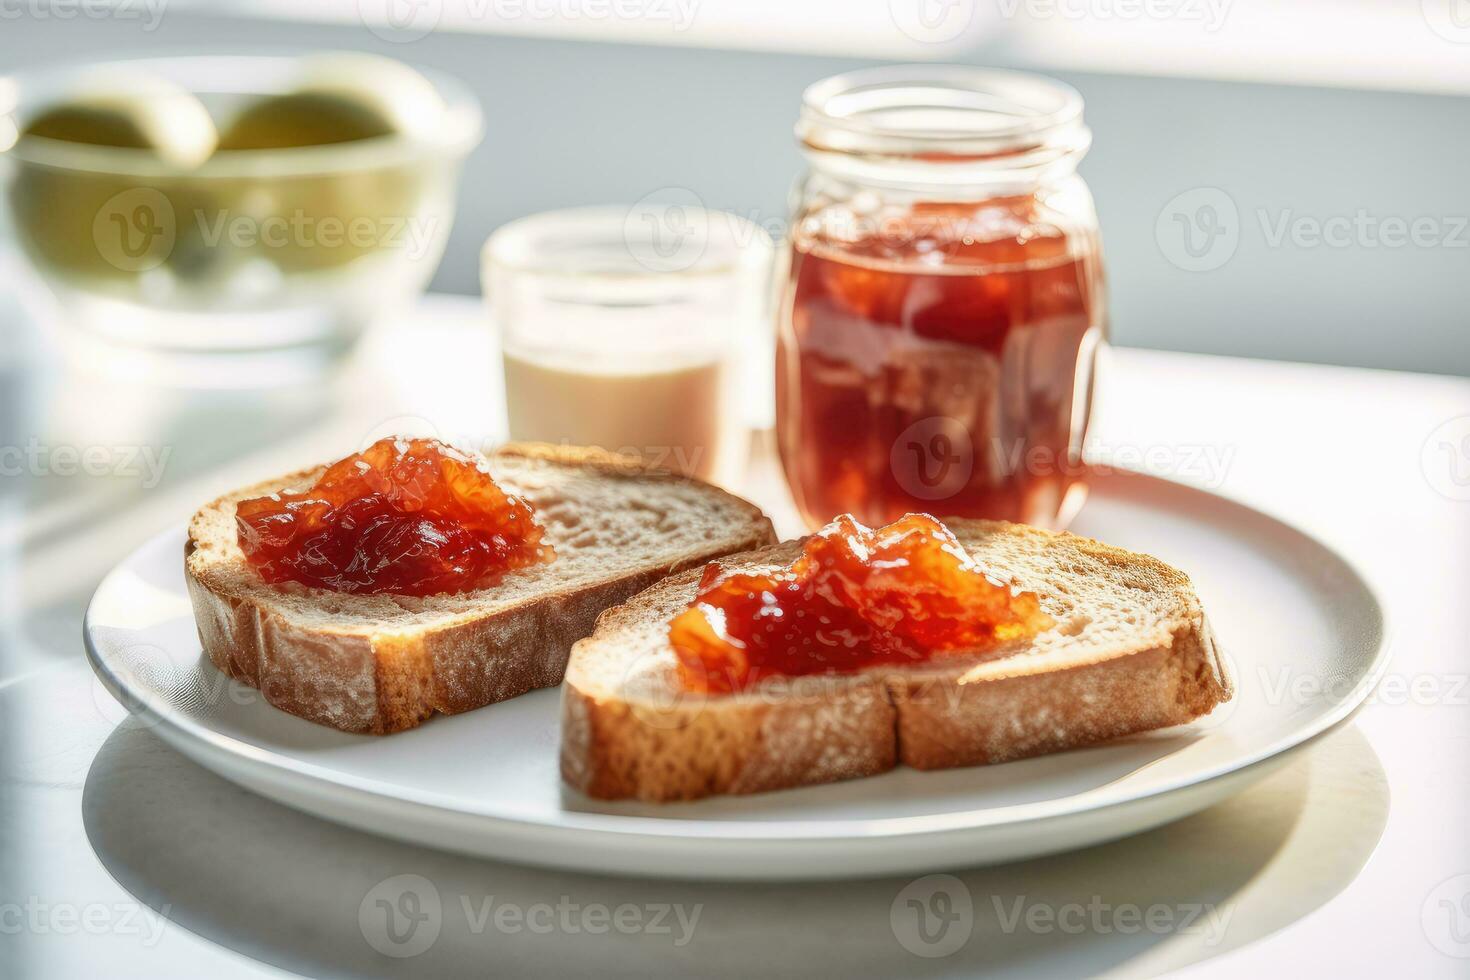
778 196 1103 530
668 513 1053 693
778 67 1106 531
236 437 553 597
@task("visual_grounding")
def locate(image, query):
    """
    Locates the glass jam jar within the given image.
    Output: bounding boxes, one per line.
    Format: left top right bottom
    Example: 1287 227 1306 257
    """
777 66 1106 530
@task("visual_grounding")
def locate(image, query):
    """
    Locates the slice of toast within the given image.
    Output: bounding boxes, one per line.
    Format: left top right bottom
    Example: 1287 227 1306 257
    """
561 519 1233 801
185 443 775 734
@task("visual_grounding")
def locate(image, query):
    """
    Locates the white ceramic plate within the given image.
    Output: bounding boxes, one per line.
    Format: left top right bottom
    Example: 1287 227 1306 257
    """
84 471 1387 881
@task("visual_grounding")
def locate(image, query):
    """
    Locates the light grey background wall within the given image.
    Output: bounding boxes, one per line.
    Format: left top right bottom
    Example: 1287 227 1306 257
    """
2 12 1466 375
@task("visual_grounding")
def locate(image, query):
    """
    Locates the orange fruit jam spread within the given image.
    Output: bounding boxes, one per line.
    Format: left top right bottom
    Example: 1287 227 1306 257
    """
236 437 553 597
668 513 1053 693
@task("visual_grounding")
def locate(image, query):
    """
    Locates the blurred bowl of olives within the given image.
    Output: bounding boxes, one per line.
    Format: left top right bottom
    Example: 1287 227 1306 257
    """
0 53 482 373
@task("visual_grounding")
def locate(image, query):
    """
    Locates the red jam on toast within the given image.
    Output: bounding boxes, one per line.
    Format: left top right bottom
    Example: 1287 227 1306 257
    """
668 513 1053 693
236 437 553 597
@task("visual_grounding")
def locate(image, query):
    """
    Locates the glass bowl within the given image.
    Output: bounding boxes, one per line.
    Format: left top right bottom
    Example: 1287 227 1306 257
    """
0 53 483 380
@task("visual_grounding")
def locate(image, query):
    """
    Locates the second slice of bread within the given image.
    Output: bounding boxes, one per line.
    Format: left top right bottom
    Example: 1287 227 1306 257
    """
186 443 775 734
561 520 1232 801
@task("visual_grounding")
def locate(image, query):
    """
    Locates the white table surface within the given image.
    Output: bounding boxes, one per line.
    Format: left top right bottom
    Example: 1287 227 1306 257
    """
2 289 1468 979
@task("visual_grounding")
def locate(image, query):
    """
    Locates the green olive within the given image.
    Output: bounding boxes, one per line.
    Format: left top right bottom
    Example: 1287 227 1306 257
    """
24 104 159 149
214 54 444 273
12 84 217 284
21 86 216 165
216 91 397 150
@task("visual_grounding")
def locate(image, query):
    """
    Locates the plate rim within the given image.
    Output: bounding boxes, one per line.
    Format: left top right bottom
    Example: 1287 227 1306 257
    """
83 469 1392 844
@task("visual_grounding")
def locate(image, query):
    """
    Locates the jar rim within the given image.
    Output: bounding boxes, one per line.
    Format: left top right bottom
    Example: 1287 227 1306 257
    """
797 65 1087 168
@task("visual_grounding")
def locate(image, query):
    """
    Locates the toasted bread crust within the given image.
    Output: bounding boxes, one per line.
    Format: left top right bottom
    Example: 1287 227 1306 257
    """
562 674 898 800
561 521 1233 801
891 618 1227 769
185 443 776 735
